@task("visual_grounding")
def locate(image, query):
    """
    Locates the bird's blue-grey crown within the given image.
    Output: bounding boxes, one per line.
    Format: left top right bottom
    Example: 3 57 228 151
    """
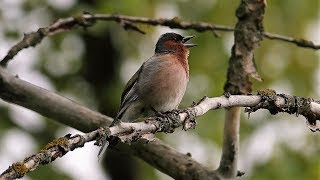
155 33 196 53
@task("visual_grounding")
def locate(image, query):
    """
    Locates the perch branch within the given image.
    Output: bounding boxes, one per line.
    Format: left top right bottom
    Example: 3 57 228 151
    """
0 67 217 180
1 91 319 179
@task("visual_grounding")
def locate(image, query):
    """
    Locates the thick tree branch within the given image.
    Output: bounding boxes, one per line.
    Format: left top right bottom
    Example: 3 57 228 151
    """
1 90 319 179
0 67 217 180
220 0 266 178
0 67 112 132
0 127 220 180
1 13 319 67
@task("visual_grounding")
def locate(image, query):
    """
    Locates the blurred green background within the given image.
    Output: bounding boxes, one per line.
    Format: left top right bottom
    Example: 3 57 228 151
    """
0 0 319 180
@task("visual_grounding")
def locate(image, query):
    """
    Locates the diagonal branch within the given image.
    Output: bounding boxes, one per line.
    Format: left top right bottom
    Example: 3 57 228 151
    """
0 66 217 180
0 67 112 132
1 91 319 179
1 13 319 67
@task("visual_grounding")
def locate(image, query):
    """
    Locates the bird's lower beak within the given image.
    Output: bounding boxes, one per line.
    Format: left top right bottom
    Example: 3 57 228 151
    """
182 35 197 48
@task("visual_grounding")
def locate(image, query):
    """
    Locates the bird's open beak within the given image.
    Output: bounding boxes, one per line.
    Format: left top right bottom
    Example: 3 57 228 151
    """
182 35 197 48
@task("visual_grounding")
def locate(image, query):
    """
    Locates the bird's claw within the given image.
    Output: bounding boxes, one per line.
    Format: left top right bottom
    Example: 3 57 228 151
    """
154 109 181 133
94 127 110 146
95 127 112 160
141 133 156 143
179 108 197 131
151 107 166 117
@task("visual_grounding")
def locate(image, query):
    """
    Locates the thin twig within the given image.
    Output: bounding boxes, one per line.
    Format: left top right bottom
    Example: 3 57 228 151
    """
263 32 320 49
1 13 318 67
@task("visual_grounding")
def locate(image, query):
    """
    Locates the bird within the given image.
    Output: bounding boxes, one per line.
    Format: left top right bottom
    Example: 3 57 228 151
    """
98 32 196 158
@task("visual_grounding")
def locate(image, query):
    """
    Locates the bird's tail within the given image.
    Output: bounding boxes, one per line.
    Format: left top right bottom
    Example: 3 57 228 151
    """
97 137 109 161
97 119 121 160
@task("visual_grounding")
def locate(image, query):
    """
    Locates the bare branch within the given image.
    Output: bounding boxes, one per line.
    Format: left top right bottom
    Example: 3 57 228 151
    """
0 69 317 136
0 67 217 180
0 126 220 180
0 131 99 180
220 0 266 178
1 91 319 179
263 32 320 49
0 67 112 132
1 13 318 67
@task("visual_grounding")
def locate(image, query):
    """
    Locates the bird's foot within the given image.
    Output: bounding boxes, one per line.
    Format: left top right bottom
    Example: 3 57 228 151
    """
109 119 121 127
94 127 112 160
175 108 197 131
152 107 181 133
141 133 156 143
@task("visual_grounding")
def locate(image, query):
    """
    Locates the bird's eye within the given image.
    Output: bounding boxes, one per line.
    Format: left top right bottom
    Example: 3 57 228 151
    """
173 37 179 42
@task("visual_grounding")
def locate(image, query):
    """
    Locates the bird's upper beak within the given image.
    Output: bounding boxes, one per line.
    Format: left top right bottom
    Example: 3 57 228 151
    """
182 35 197 48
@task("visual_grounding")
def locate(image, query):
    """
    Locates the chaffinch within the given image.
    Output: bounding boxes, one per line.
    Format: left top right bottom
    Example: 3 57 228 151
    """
98 32 196 157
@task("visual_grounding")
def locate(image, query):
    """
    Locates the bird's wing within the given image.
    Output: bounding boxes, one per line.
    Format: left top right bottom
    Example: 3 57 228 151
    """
116 63 145 119
100 65 143 157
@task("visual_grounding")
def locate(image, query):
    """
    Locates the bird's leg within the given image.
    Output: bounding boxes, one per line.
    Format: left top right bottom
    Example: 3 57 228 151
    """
141 133 156 143
109 118 121 127
151 107 181 133
175 108 197 131
96 118 122 155
151 106 165 117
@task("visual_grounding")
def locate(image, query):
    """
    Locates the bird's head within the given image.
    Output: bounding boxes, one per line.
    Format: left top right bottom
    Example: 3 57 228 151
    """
155 33 196 55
